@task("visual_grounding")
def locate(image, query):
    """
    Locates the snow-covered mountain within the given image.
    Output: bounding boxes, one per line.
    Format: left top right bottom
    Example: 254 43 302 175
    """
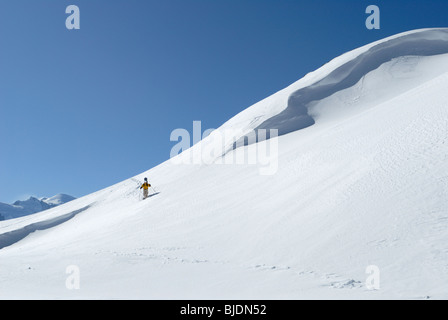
40 194 77 206
1 28 448 299
0 194 76 221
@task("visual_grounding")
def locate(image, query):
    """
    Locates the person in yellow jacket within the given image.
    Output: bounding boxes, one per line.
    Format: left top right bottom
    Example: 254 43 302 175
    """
140 178 151 199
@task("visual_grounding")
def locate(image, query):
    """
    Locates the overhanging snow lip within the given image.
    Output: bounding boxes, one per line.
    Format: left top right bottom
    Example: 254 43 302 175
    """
254 29 448 138
0 204 93 250
225 29 448 152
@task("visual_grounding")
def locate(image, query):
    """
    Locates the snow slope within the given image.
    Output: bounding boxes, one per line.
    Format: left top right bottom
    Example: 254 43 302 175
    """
1 28 448 299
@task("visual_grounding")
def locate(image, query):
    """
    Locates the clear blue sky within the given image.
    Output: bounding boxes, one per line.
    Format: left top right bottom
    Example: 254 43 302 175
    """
0 0 447 203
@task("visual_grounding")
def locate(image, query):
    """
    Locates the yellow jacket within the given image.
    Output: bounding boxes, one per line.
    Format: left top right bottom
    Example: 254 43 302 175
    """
140 182 151 190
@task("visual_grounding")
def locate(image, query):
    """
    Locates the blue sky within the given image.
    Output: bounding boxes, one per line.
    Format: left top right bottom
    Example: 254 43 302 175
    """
0 0 447 203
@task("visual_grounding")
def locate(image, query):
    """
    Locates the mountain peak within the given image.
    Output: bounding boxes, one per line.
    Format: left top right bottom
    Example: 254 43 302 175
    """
43 194 77 206
1 194 76 221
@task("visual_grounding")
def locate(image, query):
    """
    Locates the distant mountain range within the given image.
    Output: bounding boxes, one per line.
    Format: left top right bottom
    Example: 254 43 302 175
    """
0 194 76 221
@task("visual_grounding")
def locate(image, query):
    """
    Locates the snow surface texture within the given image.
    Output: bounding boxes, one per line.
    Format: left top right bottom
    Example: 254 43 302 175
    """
0 194 76 221
1 29 448 299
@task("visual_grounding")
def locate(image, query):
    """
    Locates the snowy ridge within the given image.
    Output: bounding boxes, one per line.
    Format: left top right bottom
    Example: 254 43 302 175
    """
256 29 448 135
204 28 448 154
1 28 448 299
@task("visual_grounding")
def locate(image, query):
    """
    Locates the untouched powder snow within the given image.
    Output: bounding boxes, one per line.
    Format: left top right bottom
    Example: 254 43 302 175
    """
1 29 448 299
